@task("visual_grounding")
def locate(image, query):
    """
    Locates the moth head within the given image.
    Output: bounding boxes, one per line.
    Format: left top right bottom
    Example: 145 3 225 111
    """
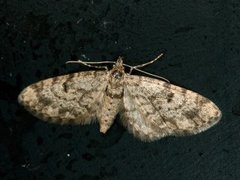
110 57 125 80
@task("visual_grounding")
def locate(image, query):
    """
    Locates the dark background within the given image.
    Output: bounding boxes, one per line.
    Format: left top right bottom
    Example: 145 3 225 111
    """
0 0 240 179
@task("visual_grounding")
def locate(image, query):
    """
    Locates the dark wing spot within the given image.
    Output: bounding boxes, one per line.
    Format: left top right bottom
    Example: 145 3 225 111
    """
199 97 211 105
65 73 75 83
163 82 171 89
167 92 174 103
58 107 69 115
215 110 220 117
62 82 68 93
30 83 40 89
38 96 53 106
183 109 199 119
52 76 60 83
181 88 187 94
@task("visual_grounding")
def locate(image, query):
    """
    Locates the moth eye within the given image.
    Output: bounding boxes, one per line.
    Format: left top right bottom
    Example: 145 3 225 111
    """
112 71 123 79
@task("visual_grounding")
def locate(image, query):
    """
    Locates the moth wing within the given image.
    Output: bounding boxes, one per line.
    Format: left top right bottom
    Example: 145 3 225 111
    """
121 75 221 141
18 71 108 124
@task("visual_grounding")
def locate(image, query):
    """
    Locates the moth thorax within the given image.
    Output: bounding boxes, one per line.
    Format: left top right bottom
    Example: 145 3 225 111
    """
111 70 123 80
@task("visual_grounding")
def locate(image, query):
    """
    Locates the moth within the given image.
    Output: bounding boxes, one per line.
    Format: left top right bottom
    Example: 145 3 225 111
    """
18 54 222 141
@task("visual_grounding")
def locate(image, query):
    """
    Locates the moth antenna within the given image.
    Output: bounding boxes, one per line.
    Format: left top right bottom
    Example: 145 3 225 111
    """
66 54 169 82
123 63 170 83
66 59 116 70
123 53 169 82
128 53 164 74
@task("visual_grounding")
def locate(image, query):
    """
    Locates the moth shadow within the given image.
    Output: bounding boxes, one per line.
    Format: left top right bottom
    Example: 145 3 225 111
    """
87 115 126 148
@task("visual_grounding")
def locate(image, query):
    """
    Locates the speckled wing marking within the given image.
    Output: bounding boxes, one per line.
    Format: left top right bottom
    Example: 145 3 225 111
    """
121 75 222 141
18 71 108 124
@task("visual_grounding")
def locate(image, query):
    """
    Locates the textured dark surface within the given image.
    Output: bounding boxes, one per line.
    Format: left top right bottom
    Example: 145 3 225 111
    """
0 0 240 179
